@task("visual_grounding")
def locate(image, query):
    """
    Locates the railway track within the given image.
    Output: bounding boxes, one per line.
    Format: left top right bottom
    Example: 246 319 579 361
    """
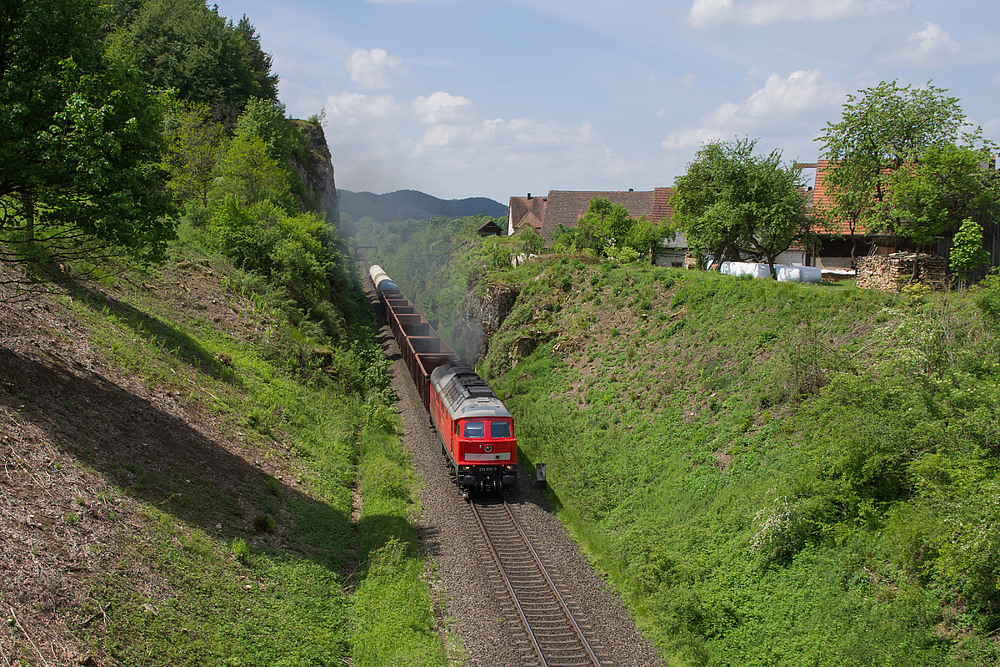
470 499 603 667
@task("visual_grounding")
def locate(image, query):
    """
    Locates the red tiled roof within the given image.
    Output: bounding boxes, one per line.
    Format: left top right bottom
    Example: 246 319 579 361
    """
508 195 547 234
517 211 543 233
538 188 675 241
653 187 675 221
804 160 857 235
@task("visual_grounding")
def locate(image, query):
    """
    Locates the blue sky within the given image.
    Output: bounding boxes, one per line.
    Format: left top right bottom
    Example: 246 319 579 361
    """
210 0 1000 203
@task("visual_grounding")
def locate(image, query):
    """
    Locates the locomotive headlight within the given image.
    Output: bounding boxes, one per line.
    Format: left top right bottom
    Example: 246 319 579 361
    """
504 465 517 471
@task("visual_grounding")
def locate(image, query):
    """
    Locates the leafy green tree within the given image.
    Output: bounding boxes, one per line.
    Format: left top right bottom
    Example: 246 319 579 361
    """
816 80 980 246
887 143 1000 246
949 218 989 285
552 198 669 263
106 0 277 127
235 97 294 163
161 101 226 207
577 198 633 253
672 138 810 277
628 215 674 266
101 0 145 33
517 226 545 255
0 0 176 270
211 197 337 307
210 135 293 210
233 15 278 102
475 236 516 271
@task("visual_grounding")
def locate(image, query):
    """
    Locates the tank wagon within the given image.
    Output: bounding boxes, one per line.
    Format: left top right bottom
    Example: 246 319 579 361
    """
369 264 516 491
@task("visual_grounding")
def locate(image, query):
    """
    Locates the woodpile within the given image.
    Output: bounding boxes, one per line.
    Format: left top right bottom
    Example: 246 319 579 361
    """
856 252 948 291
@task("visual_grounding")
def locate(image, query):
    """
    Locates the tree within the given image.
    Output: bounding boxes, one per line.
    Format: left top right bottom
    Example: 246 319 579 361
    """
235 97 293 163
0 0 176 272
628 215 674 266
816 80 977 246
949 218 989 286
210 134 293 211
106 0 278 127
210 197 336 307
233 15 278 103
887 143 1000 247
517 226 545 255
672 138 811 277
161 101 226 207
101 0 145 34
552 198 668 263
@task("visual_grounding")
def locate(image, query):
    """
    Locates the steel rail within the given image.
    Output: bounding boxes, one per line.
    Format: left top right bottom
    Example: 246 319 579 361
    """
469 500 547 665
470 500 601 667
501 502 601 667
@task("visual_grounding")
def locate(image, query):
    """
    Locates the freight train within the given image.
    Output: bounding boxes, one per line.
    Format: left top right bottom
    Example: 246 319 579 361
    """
369 264 517 492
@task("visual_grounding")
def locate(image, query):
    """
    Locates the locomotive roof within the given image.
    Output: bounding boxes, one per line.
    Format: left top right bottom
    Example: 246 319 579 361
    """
431 360 511 419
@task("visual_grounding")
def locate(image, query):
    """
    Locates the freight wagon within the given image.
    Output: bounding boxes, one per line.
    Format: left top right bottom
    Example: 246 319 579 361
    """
369 264 517 491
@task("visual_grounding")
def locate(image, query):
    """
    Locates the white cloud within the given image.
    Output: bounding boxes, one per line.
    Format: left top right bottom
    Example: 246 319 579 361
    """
743 70 845 116
983 117 1000 143
325 92 408 130
873 23 963 68
412 91 475 125
346 48 406 91
322 87 625 200
688 0 911 28
662 69 844 150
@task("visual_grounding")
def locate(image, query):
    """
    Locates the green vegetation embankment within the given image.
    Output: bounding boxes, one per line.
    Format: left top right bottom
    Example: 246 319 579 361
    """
2 240 447 665
484 259 1000 665
366 222 1000 665
3 1 449 663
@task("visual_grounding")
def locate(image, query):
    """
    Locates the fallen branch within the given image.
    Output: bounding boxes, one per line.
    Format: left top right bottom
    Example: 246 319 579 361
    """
9 606 50 667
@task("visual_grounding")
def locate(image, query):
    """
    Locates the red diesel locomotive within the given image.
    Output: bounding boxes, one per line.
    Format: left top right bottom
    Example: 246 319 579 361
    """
369 264 517 491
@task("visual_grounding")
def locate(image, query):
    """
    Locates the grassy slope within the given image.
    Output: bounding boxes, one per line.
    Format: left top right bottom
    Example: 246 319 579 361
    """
0 240 448 665
472 257 1000 666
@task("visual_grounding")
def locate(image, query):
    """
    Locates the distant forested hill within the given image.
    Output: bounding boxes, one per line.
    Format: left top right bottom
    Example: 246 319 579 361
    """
338 189 507 223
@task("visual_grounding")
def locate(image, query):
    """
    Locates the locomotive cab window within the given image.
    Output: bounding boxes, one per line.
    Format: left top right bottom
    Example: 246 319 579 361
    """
464 421 485 438
490 421 511 438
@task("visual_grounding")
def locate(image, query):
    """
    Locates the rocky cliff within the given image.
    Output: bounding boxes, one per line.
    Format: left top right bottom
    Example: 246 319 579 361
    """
453 281 520 363
290 119 339 226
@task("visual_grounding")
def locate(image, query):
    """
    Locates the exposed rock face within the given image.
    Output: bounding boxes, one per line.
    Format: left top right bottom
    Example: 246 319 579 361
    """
455 281 519 363
289 120 339 225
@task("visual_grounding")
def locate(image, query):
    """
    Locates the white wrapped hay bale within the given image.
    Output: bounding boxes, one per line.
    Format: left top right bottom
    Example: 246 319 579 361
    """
777 266 822 283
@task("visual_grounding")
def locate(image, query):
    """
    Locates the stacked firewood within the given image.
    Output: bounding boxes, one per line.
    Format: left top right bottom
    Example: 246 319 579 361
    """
856 252 948 291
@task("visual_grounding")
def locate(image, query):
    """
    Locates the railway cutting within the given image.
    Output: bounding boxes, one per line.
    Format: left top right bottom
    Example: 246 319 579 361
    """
359 251 663 666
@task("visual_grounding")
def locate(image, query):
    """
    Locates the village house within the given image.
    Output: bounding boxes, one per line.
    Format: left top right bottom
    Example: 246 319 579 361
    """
508 158 999 281
801 160 1000 279
508 188 692 266
796 160 877 271
508 187 801 269
476 219 503 237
